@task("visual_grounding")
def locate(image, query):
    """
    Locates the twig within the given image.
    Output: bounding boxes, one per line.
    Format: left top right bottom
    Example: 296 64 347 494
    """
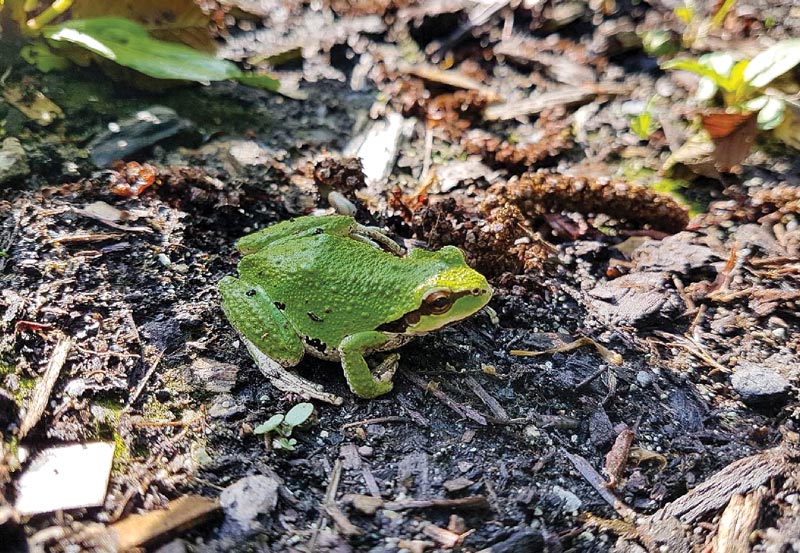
323 459 362 537
575 366 607 390
562 449 636 521
244 337 344 405
652 331 730 375
385 495 489 511
124 349 164 411
341 415 410 430
402 371 488 426
463 376 508 421
19 334 72 439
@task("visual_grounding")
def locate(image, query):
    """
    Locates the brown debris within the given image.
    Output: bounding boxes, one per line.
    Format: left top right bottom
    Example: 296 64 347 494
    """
462 115 573 173
412 198 550 277
712 489 765 553
752 184 800 218
110 495 220 551
312 157 366 197
108 161 158 198
485 172 690 234
604 428 635 489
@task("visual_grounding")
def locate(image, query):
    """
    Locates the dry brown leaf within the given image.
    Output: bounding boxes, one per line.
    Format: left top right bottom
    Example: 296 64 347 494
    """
71 0 216 52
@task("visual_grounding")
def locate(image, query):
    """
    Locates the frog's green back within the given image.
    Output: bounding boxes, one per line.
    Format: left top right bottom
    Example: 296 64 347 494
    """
238 233 453 350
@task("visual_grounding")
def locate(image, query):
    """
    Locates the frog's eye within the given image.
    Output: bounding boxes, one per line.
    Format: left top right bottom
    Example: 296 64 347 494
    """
422 289 453 315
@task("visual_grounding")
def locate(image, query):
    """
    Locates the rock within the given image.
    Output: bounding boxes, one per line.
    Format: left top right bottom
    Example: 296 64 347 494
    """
88 106 193 166
220 475 279 530
636 371 655 388
207 394 246 419
140 317 184 353
587 407 615 448
189 358 239 393
552 485 582 512
631 233 718 273
442 477 474 493
0 138 30 185
488 528 545 553
588 271 683 325
731 363 791 405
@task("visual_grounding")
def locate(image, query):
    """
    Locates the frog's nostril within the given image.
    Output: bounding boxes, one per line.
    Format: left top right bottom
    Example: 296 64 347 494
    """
472 288 480 295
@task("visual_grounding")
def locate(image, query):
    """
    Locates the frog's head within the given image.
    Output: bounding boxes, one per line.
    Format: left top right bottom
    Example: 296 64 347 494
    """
403 246 492 335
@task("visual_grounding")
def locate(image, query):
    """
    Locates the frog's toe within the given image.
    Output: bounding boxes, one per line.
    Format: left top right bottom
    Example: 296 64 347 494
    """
373 353 400 383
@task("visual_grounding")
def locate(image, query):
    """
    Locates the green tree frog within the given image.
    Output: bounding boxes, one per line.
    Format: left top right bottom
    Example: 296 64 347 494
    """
219 215 492 399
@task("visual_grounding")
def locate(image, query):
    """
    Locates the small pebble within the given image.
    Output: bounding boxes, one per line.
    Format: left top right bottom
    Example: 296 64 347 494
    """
731 362 790 405
357 445 373 457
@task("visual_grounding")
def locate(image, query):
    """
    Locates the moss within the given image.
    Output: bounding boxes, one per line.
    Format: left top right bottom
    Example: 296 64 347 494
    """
89 398 131 467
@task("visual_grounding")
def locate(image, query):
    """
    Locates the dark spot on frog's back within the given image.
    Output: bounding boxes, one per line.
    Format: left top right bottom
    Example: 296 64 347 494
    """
274 301 286 310
305 337 327 353
313 228 324 235
246 289 257 297
307 311 323 322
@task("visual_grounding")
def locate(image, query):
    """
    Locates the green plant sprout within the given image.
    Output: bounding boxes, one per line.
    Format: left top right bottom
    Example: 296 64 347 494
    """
663 39 800 133
253 402 314 451
630 97 662 140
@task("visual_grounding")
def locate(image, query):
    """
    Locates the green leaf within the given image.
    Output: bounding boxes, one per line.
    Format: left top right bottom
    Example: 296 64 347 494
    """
21 42 72 72
755 97 785 130
662 59 736 92
41 17 279 91
631 111 652 140
254 414 284 435
235 73 281 93
273 437 297 451
284 402 314 428
744 39 800 88
640 31 680 57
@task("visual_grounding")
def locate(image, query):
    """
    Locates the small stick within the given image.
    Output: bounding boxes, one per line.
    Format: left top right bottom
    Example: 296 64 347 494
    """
341 416 409 430
403 371 488 426
323 459 362 537
562 449 636 521
19 334 72 439
464 376 508 421
125 349 164 411
384 495 489 511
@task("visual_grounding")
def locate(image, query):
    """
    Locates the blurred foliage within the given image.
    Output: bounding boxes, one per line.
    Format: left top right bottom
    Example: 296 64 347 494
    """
0 0 279 92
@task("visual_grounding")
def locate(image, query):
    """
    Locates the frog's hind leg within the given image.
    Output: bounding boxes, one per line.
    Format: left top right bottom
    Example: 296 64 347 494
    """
220 276 343 405
338 331 398 399
219 276 305 364
350 223 404 256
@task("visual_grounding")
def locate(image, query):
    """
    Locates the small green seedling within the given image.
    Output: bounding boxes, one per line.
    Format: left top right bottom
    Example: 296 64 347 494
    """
662 39 800 132
630 97 662 140
253 402 314 451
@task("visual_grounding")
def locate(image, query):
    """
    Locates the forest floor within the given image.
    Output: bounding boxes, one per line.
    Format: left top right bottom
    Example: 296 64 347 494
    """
1 1 799 552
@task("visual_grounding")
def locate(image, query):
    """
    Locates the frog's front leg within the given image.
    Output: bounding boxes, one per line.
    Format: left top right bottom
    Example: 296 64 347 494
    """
338 331 399 399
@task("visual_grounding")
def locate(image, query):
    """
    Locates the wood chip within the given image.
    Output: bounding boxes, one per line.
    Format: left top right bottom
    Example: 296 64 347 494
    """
19 334 72 439
604 428 635 489
712 489 765 553
110 495 220 551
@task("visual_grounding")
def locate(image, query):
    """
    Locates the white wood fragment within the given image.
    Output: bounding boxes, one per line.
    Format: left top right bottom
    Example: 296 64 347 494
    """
15 442 115 515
